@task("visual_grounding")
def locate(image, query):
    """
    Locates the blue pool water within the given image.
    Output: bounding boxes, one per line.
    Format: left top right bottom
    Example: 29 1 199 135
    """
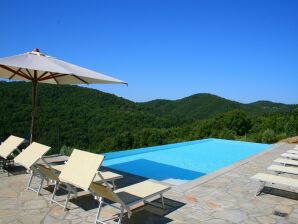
103 138 270 185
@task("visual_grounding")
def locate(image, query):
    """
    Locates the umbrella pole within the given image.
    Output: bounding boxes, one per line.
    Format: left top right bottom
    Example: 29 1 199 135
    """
30 80 37 144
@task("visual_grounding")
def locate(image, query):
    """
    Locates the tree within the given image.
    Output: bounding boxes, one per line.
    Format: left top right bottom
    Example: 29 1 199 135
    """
223 110 252 136
262 129 276 143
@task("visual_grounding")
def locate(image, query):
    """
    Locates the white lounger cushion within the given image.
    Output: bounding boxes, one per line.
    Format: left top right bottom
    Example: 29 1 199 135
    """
90 180 170 205
274 158 298 166
59 149 104 191
0 135 25 159
281 153 298 159
115 180 170 200
14 142 51 169
252 173 298 188
287 150 298 154
268 165 298 175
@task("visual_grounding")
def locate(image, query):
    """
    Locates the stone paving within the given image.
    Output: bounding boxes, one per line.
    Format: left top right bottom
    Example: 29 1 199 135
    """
1 143 298 223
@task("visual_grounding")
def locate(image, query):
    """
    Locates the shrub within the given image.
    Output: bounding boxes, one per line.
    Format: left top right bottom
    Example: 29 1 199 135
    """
60 145 73 156
218 128 236 140
262 129 276 143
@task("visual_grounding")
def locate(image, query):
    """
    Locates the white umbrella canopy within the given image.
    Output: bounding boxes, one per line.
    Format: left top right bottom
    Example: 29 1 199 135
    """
0 48 127 143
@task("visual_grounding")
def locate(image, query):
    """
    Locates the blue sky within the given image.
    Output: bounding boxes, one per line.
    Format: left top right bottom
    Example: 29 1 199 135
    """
1 0 297 104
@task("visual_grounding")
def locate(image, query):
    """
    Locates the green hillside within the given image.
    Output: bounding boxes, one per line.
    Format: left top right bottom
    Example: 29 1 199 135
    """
0 81 297 154
0 81 178 152
142 93 297 120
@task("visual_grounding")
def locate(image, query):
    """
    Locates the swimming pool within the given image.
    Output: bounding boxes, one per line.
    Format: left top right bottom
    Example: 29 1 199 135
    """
103 138 270 185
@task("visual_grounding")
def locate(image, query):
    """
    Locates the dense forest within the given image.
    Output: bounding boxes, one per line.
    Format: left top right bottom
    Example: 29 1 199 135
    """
0 81 297 155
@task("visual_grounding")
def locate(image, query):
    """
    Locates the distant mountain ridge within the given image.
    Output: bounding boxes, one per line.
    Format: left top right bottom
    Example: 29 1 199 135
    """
0 81 297 152
141 93 298 120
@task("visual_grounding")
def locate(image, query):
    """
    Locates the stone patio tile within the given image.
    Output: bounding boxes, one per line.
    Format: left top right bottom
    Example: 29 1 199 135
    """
17 213 46 224
0 209 18 218
202 218 230 224
256 216 276 224
212 209 248 223
22 199 48 210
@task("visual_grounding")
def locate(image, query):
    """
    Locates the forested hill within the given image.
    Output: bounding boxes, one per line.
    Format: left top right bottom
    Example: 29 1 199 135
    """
0 81 297 154
142 94 297 120
0 81 179 150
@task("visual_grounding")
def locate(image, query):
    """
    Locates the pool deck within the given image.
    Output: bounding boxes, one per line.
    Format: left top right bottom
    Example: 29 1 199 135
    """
1 143 298 223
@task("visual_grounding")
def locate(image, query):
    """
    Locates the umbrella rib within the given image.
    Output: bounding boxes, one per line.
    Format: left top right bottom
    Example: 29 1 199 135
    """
50 72 59 84
72 74 89 84
19 69 33 79
39 73 68 81
0 65 31 80
38 72 57 81
8 68 22 79
25 69 34 80
37 71 50 81
53 74 68 78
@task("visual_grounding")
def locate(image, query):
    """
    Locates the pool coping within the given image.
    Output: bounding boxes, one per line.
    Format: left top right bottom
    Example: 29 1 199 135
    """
172 142 281 193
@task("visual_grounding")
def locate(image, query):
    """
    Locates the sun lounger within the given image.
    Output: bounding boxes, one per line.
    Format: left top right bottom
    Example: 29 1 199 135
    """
251 173 298 196
58 149 171 223
35 150 122 210
34 163 79 209
90 179 171 224
287 150 298 154
268 164 298 175
14 145 79 209
281 153 298 160
274 158 298 166
0 135 25 172
14 142 51 194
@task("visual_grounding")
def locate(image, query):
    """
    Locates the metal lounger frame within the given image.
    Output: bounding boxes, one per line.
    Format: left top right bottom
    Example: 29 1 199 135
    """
26 157 78 210
90 172 167 224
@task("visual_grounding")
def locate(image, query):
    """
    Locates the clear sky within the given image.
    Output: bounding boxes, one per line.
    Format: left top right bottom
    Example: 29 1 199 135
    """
1 0 297 104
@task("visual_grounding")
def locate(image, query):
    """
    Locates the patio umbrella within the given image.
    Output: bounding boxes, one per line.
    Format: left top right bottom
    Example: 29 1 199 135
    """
0 48 127 143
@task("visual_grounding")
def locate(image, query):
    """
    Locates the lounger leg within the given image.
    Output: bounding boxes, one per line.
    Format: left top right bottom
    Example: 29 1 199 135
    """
27 171 34 190
95 197 103 224
73 188 78 199
256 181 265 196
160 194 165 209
64 188 71 211
51 182 59 204
127 210 132 219
118 207 124 224
37 176 45 195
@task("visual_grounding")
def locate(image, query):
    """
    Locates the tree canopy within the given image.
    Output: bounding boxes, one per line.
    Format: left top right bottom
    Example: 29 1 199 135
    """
0 81 297 154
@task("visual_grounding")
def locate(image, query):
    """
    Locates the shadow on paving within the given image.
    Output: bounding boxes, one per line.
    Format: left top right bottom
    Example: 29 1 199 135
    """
121 197 184 224
70 194 98 210
70 195 184 223
261 186 298 200
121 210 172 224
43 184 84 197
1 164 27 176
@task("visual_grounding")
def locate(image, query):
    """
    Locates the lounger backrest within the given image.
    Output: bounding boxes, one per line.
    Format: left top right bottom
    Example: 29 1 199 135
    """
59 149 104 191
0 135 25 159
14 142 51 169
